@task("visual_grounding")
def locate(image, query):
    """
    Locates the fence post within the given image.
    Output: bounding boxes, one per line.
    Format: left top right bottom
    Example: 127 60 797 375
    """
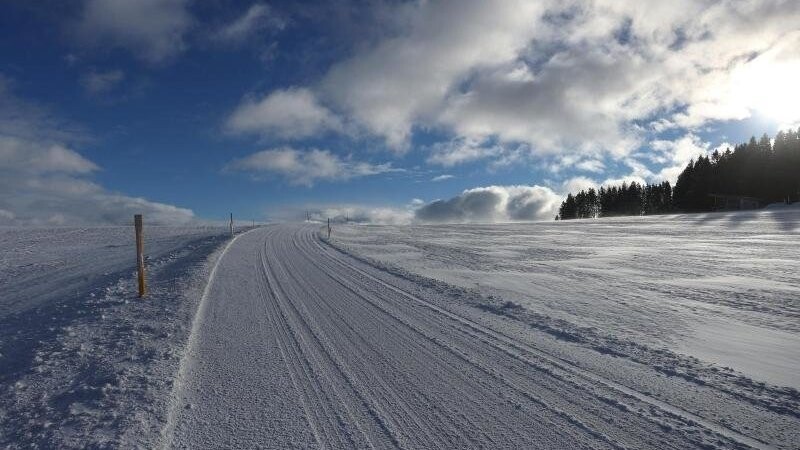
229 213 234 237
134 214 146 297
327 218 331 239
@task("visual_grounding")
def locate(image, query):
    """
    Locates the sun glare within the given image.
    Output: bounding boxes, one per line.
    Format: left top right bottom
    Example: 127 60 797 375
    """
734 57 800 128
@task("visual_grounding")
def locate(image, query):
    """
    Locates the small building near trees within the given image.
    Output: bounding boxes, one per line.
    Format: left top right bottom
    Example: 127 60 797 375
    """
708 194 761 211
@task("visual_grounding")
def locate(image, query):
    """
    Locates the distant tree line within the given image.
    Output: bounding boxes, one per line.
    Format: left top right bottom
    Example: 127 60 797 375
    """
557 181 673 220
556 128 800 220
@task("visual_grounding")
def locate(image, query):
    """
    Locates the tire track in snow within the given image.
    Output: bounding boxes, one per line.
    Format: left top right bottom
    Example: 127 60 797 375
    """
297 232 653 449
279 231 517 448
257 229 398 449
291 230 625 448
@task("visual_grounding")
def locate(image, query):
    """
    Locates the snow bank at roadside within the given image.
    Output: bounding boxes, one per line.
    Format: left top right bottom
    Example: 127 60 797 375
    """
0 227 230 448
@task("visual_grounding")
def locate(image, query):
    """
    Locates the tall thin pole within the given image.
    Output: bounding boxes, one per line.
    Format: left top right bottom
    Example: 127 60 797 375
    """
134 214 146 298
327 218 331 239
229 213 234 237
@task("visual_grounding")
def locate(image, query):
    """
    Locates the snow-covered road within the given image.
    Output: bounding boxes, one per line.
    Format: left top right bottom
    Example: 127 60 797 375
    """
163 224 797 449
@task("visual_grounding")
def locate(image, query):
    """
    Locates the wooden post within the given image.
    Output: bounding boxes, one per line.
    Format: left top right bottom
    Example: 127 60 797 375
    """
229 213 234 237
134 214 146 297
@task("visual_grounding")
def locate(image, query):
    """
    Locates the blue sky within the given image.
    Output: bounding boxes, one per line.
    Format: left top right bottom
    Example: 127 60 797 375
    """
1 0 798 225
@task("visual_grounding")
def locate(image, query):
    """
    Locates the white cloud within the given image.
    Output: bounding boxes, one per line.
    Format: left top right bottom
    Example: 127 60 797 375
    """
213 3 284 45
575 159 605 173
254 0 800 174
0 76 196 225
225 147 399 187
431 174 454 182
415 185 561 223
80 69 125 94
437 47 644 157
269 202 415 225
561 176 598 195
649 134 711 183
0 139 98 174
226 88 342 139
427 138 503 167
560 134 719 191
0 137 196 226
283 185 562 225
307 205 413 225
75 0 193 63
427 137 530 169
320 0 549 150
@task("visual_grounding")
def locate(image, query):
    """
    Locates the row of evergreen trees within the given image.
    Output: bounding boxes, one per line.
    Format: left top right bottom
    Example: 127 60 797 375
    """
556 128 800 220
557 181 674 220
673 130 800 211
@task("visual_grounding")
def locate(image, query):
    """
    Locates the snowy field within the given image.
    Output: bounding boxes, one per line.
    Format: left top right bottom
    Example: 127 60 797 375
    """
0 226 230 447
333 207 800 390
1 212 799 449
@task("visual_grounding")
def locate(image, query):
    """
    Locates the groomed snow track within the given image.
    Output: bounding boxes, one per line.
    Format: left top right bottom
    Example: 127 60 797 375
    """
162 224 777 449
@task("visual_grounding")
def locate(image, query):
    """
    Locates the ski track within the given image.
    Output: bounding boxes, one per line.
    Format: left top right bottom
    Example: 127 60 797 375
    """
164 224 785 449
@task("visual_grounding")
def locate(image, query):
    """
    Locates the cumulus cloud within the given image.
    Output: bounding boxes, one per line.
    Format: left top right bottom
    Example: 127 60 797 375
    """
278 186 561 225
415 185 561 223
0 139 98 174
307 205 413 225
226 88 342 139
0 75 196 225
213 3 284 45
0 137 196 226
80 69 125 95
431 174 454 182
247 0 800 178
320 0 547 150
437 48 644 157
225 147 400 186
74 0 193 63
